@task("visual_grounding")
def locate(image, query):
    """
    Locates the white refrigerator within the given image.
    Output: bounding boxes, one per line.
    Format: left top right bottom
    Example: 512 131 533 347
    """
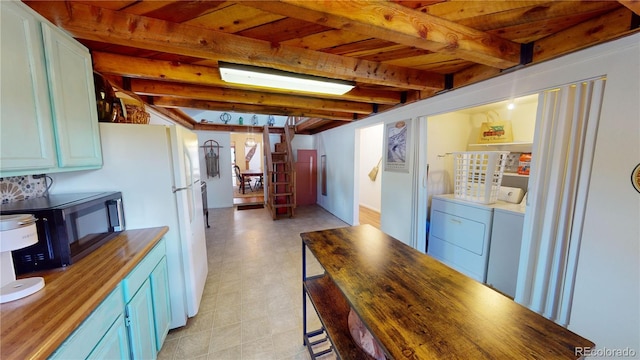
50 122 208 329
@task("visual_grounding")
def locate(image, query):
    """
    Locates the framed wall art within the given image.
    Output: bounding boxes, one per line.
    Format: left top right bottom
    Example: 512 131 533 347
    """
384 119 411 173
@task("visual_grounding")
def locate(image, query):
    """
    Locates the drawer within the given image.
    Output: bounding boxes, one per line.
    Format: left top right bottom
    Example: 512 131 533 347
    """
122 238 166 302
50 284 124 359
430 210 486 255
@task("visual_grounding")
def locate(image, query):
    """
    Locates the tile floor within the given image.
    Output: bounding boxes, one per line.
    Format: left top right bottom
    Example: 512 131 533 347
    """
158 205 348 360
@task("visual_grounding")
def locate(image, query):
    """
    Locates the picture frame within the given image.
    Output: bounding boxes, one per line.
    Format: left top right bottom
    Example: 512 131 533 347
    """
383 119 411 173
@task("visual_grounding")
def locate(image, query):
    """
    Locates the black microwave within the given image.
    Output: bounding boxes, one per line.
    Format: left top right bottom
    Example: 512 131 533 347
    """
0 192 125 275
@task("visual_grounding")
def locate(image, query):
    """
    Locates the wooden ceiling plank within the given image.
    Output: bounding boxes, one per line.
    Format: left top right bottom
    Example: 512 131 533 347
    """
134 79 373 114
296 118 327 132
532 8 635 63
184 3 286 33
247 0 521 68
281 29 372 51
618 0 640 15
131 1 227 23
93 52 402 105
24 1 444 91
153 97 356 121
308 119 352 134
236 17 332 43
457 1 621 31
486 8 620 44
453 64 502 88
422 1 551 23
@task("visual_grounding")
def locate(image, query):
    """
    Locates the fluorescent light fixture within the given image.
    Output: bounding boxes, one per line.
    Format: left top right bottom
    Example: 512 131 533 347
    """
218 62 355 95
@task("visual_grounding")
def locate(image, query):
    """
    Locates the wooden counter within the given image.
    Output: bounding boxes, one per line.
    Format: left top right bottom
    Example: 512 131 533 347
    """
0 226 169 360
301 225 594 359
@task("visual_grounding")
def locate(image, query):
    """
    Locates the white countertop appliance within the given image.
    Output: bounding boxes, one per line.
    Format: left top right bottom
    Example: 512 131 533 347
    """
0 214 44 303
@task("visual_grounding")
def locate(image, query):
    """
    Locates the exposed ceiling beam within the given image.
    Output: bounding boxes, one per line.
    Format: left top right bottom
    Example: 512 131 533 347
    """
532 8 635 63
92 52 403 105
295 118 326 133
618 1 640 15
147 106 196 129
246 0 521 69
151 97 356 122
130 79 373 115
26 1 445 91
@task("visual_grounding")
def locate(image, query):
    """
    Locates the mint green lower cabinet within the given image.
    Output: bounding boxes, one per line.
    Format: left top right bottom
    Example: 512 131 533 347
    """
49 238 171 359
88 314 130 359
150 257 171 351
49 286 125 360
126 279 157 360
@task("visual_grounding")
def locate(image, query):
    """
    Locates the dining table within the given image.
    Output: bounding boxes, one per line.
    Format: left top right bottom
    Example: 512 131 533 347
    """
241 169 263 194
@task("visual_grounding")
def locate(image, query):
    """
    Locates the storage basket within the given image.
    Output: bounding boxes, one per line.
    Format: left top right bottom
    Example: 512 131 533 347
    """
453 151 509 204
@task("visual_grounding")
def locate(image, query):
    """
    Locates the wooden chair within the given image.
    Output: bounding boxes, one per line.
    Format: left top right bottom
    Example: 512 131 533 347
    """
234 165 252 192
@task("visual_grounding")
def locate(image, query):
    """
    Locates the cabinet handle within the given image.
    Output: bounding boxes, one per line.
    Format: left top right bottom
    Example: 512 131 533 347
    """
449 218 462 224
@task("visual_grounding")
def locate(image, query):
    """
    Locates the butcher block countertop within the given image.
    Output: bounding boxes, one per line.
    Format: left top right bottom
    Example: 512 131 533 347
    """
301 225 594 359
0 226 169 360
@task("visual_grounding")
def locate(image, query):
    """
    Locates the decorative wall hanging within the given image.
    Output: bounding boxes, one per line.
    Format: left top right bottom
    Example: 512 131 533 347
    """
251 115 259 125
201 140 222 178
384 120 411 173
268 115 275 126
220 112 231 124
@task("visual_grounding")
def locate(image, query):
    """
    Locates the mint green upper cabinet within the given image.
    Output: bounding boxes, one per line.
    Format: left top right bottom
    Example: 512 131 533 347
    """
0 1 102 177
41 22 102 168
0 1 57 172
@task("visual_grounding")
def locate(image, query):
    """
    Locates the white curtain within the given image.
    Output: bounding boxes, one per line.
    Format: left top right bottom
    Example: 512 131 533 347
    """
515 77 606 326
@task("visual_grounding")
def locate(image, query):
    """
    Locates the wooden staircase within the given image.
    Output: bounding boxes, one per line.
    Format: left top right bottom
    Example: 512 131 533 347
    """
263 118 296 219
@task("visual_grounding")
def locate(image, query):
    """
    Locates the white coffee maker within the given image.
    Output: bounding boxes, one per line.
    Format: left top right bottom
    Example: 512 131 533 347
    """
0 214 45 303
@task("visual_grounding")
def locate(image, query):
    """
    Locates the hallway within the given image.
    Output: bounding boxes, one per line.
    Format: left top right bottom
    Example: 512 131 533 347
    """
158 205 348 359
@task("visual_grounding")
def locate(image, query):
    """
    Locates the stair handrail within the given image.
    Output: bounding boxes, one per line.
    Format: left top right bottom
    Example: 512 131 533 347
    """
284 117 296 210
263 125 273 211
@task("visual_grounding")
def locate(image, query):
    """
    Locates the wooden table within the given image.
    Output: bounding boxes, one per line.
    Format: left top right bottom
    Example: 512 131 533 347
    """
0 227 168 360
241 169 263 194
301 225 594 359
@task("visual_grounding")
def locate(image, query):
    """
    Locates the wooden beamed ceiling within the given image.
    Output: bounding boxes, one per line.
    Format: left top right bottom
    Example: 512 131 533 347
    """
25 0 639 134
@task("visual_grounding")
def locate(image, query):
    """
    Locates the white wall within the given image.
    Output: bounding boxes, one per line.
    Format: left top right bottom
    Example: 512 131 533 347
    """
316 33 640 354
426 112 470 202
195 130 233 208
316 126 357 225
358 124 383 213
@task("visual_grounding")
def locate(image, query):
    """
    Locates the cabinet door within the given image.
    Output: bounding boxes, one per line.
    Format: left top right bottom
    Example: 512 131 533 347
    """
0 1 57 172
88 314 131 360
41 22 102 168
49 286 125 360
126 278 157 360
150 257 171 351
